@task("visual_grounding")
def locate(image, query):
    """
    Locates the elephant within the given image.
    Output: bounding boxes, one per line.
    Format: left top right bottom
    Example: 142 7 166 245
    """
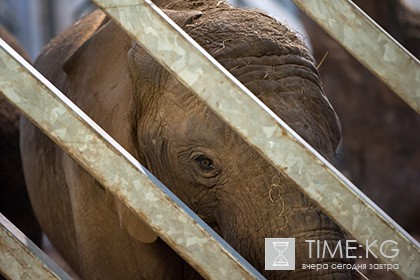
20 0 354 279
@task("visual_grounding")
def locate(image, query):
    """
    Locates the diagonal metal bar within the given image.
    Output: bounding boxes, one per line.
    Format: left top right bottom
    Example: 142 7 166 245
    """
91 0 420 279
0 213 72 280
0 39 264 279
292 0 420 114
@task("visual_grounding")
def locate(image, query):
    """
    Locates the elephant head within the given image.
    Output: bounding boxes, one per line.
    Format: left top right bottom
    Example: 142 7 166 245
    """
25 1 352 279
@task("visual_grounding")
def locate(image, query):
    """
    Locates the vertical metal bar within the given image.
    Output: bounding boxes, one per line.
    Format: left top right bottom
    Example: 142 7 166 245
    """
91 1 420 279
0 213 72 280
292 0 420 114
0 38 264 279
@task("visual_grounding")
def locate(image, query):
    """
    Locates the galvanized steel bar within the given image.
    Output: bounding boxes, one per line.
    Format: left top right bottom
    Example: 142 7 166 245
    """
0 213 72 280
292 0 420 114
92 0 420 279
0 39 263 279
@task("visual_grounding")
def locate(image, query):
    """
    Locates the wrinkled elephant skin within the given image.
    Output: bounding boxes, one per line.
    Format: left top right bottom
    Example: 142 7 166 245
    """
21 1 352 279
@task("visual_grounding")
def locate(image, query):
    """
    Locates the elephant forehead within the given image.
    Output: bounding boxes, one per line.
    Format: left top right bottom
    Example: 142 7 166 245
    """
184 8 312 60
180 8 341 157
159 86 233 147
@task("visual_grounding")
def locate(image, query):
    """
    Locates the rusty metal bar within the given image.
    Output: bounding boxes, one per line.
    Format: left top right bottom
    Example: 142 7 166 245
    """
0 39 263 279
292 0 420 114
0 213 72 280
91 1 420 279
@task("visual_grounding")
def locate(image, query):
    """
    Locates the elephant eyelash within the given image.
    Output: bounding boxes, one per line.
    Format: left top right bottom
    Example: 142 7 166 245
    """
188 151 222 180
193 155 215 171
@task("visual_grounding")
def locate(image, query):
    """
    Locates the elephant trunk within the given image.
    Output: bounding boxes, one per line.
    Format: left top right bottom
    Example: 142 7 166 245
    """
221 205 353 279
216 51 348 279
216 164 353 279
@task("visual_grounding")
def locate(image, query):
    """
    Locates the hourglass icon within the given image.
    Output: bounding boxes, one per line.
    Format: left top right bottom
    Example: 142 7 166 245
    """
272 241 289 266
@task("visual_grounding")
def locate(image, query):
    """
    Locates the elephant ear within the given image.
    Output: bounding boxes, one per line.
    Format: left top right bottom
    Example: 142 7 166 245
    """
126 8 203 109
108 194 159 243
63 20 159 244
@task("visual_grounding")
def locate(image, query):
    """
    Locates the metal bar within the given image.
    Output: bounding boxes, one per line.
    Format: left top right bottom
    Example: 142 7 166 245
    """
0 213 72 280
292 0 420 114
0 40 263 279
91 0 420 279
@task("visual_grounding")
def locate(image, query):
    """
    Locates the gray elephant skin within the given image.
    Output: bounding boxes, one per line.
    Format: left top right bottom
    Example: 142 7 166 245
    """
20 0 353 279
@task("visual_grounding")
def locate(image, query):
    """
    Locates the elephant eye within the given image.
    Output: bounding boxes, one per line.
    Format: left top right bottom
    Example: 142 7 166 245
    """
194 155 215 171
